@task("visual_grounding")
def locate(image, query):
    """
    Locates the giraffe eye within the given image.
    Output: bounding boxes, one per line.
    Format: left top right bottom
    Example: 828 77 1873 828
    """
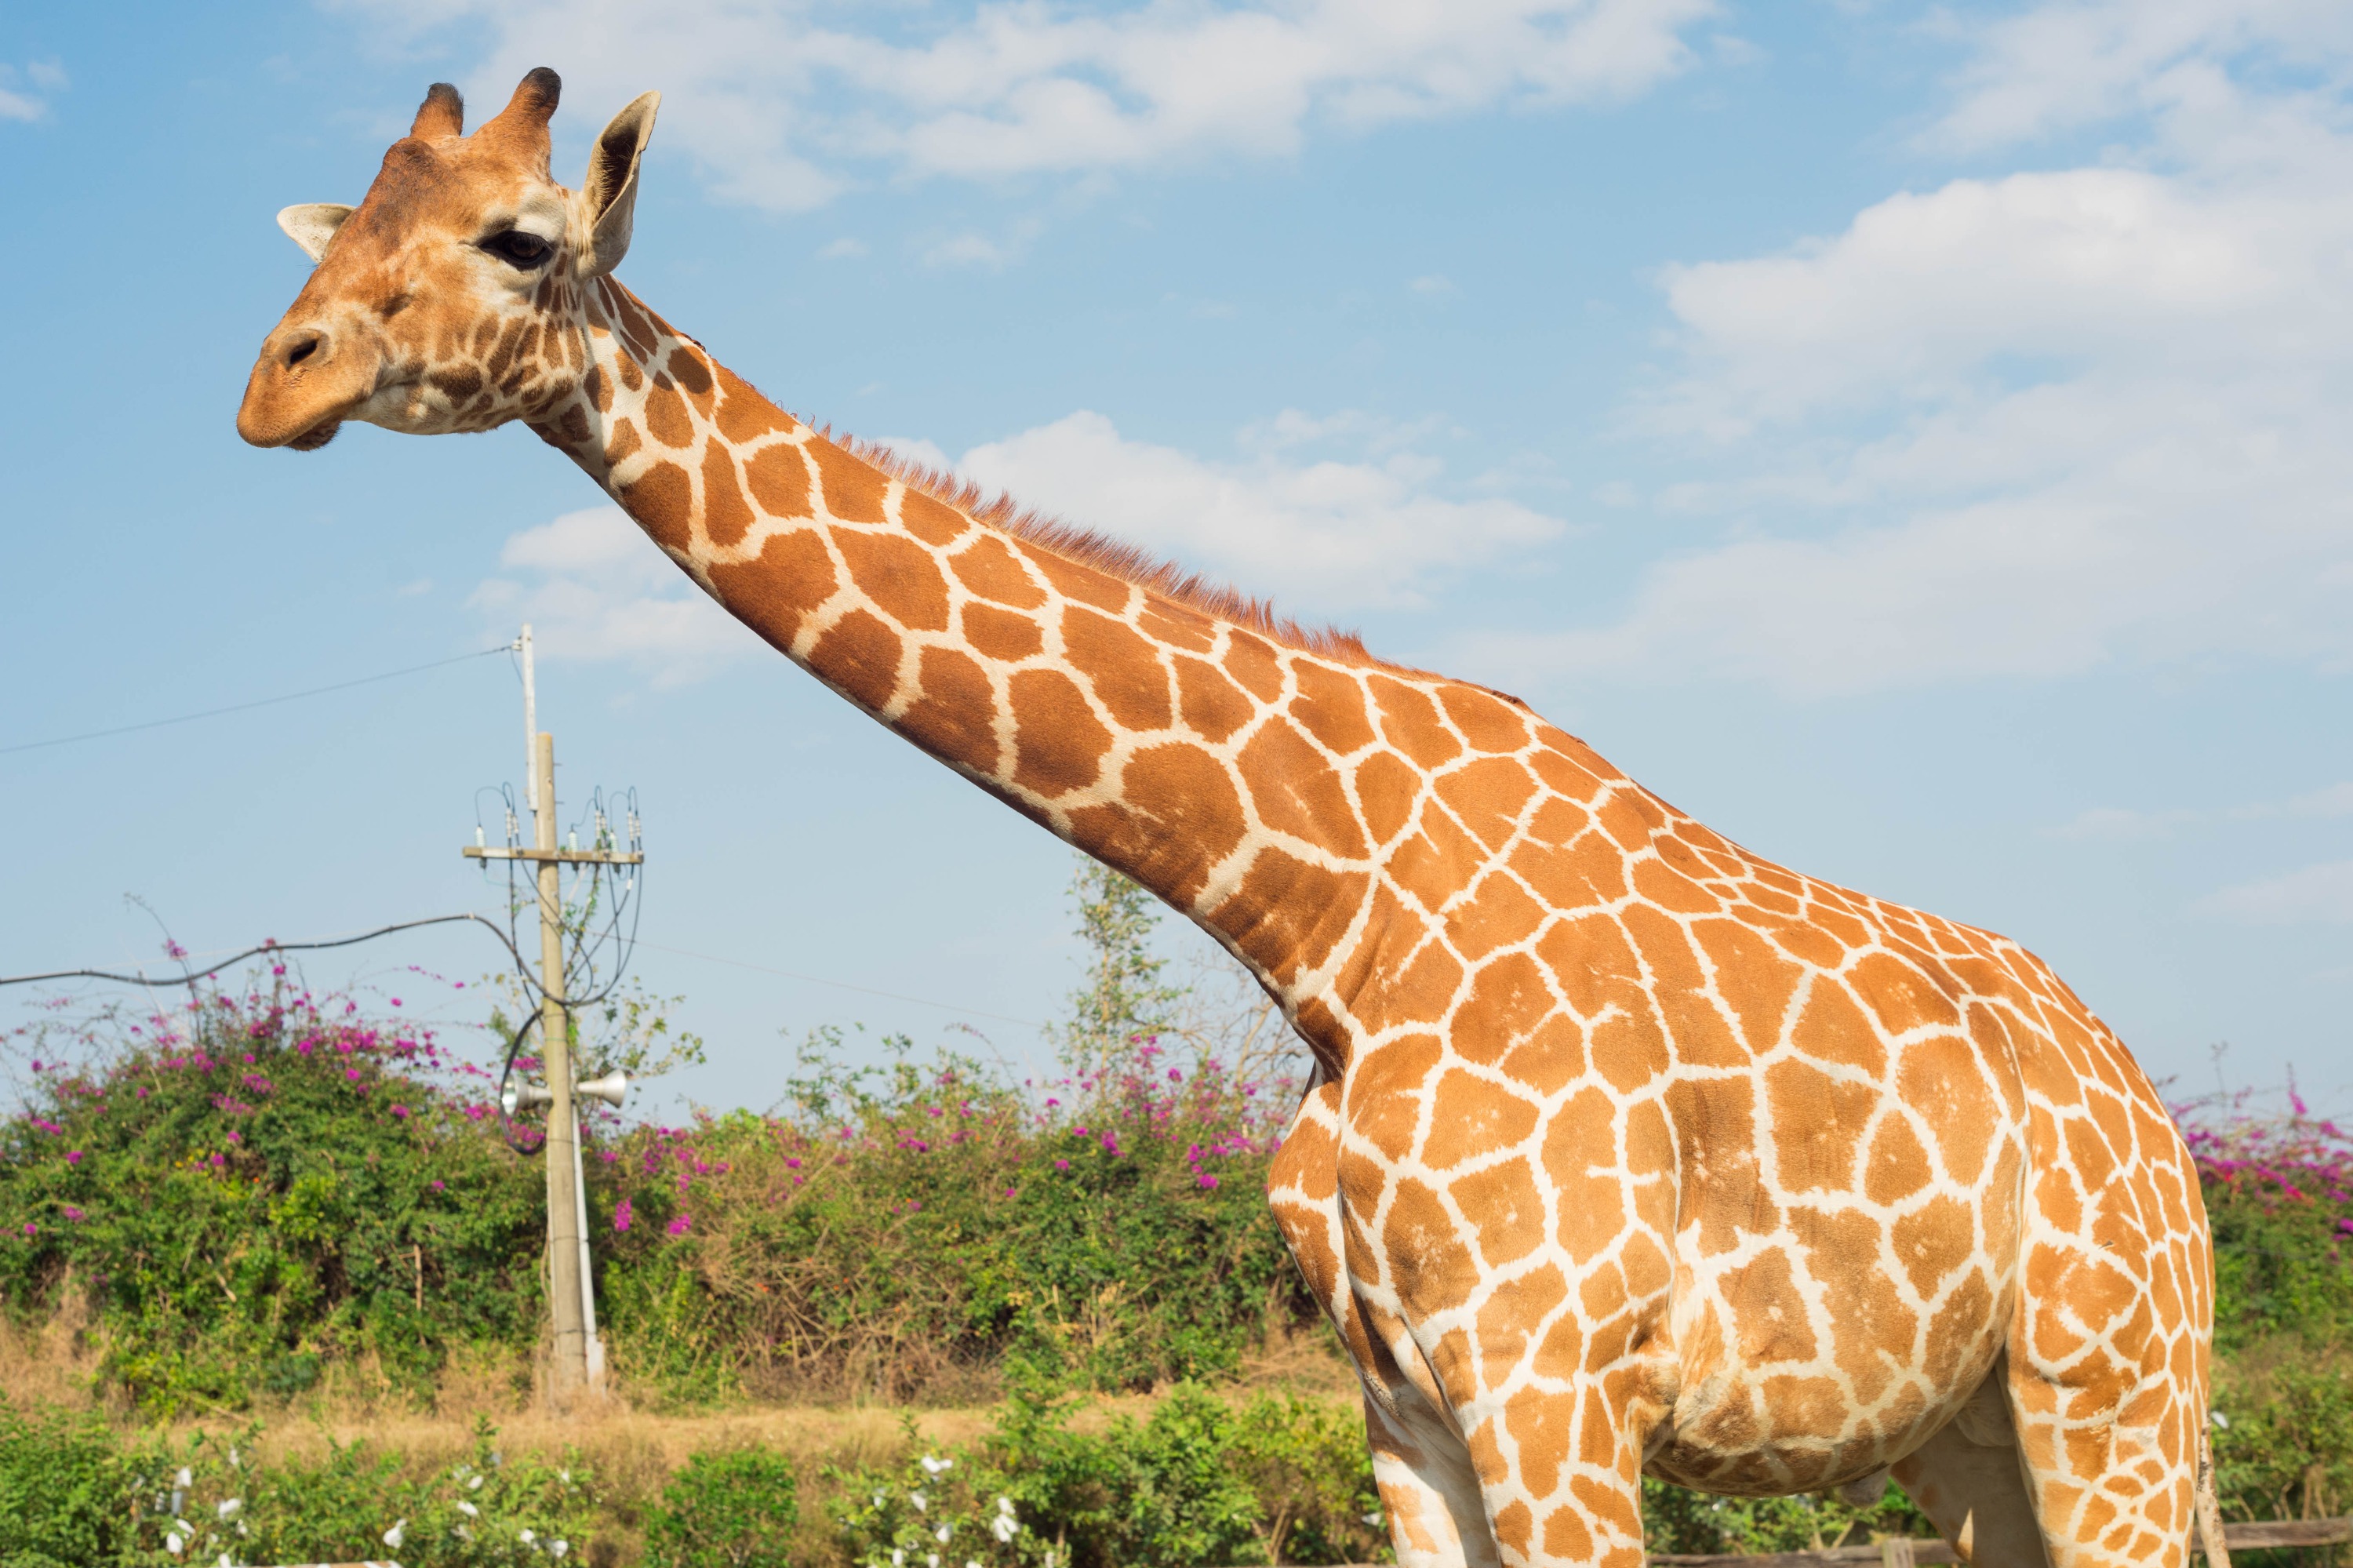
482 230 553 268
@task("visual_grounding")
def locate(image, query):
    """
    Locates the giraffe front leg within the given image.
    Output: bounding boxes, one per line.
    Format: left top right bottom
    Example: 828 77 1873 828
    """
1368 1381 1504 1568
1268 1079 1496 1568
1448 1373 1650 1568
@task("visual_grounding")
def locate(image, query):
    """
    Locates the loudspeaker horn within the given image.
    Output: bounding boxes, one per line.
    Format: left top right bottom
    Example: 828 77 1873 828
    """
501 1079 554 1117
577 1070 631 1109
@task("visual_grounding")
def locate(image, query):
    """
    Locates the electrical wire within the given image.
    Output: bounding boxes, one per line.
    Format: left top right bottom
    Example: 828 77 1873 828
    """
0 645 514 757
0 913 529 989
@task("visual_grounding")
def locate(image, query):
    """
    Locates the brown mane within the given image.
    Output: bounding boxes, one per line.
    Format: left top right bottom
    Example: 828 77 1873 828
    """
829 431 1437 678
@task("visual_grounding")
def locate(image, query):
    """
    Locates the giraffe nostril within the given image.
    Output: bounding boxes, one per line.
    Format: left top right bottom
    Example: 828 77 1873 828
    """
280 329 325 371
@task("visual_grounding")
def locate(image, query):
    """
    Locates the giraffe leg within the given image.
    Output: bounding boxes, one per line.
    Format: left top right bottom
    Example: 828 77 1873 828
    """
1889 1359 2053 1568
2005 1304 2201 1568
1366 1384 1502 1568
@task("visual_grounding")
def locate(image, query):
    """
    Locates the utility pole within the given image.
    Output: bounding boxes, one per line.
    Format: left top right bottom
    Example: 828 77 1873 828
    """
464 624 642 1406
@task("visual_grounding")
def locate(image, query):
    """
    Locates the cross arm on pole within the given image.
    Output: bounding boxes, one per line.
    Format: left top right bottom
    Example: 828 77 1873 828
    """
462 846 644 864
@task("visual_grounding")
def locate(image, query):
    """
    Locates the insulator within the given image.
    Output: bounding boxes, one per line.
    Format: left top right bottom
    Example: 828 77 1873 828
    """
475 825 486 848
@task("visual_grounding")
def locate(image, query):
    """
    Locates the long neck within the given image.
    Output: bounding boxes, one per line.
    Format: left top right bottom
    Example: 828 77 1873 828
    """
531 279 1396 1066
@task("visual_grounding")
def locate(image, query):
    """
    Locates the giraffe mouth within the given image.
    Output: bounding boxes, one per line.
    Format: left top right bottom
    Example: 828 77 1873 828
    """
286 419 344 452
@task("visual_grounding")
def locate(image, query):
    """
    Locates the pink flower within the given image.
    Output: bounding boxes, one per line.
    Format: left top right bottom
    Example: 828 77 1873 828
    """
666 1212 692 1237
61 1206 85 1223
64 1151 82 1166
429 1180 446 1192
1053 1159 1071 1172
615 1199 635 1232
391 1104 411 1119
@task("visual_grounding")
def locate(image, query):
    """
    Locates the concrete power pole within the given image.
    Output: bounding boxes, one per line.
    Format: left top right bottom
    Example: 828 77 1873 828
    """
465 625 641 1407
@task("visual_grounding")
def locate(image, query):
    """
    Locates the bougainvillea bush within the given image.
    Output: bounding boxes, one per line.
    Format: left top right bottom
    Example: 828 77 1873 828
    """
1 976 1311 1413
0 974 548 1413
595 1028 1311 1401
2177 1088 2353 1355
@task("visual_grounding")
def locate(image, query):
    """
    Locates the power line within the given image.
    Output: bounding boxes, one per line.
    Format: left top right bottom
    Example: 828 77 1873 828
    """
0 645 514 757
0 912 527 989
628 937 1041 1029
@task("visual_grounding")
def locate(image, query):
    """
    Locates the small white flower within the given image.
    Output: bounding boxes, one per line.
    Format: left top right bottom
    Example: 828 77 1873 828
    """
910 1490 928 1512
164 1533 184 1556
522 1527 537 1543
469 1473 485 1490
456 1523 474 1542
217 1555 231 1568
996 1497 1014 1515
926 1555 940 1568
552 1541 569 1559
560 1468 572 1483
459 1500 480 1517
176 1468 194 1488
891 1552 904 1568
968 1561 984 1568
875 1491 889 1508
228 1447 241 1469
936 1523 953 1544
384 1519 407 1549
991 1513 1020 1544
919 1454 953 1475
217 1498 242 1519
2212 1410 2231 1429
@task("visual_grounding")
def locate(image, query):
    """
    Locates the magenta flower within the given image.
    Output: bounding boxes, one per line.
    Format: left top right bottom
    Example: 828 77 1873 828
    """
615 1199 635 1233
61 1206 85 1223
64 1151 82 1166
666 1212 692 1237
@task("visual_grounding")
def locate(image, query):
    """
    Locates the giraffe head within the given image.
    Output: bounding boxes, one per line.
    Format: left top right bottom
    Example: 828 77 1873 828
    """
235 70 657 451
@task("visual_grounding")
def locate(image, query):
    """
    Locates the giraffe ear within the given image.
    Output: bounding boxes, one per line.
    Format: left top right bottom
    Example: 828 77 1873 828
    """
278 203 355 264
580 91 660 277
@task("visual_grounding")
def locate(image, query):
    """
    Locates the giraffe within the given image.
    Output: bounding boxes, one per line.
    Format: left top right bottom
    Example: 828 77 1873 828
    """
235 71 2235 1568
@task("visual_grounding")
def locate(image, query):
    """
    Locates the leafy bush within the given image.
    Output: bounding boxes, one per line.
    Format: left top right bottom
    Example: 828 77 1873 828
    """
597 1031 1306 1402
0 1395 138 1568
2214 1363 2353 1525
0 977 549 1413
829 1382 1383 1568
0 1406 598 1567
642 1447 801 1568
2180 1093 2353 1355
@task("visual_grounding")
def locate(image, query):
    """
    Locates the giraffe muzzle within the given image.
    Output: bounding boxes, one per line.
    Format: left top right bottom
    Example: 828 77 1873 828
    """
236 318 380 450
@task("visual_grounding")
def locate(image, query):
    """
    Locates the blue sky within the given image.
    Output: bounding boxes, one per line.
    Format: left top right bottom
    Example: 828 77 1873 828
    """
3 1 2351 1119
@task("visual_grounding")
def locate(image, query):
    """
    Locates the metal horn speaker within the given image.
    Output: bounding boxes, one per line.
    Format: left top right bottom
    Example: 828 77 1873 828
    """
501 1079 554 1117
577 1070 631 1108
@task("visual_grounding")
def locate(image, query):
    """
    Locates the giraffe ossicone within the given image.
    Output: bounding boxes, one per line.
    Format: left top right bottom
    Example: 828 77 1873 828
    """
236 70 2232 1568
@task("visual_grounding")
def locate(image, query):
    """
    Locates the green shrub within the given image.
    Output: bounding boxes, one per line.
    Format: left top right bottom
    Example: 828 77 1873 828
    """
0 1395 140 1568
598 1030 1308 1405
827 1381 1381 1568
643 1446 802 1568
2214 1364 2353 1526
0 980 547 1413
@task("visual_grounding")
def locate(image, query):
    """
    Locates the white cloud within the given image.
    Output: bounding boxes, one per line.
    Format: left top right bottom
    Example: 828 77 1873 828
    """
332 0 1713 210
940 409 1566 610
0 60 65 122
471 506 757 682
2054 806 2204 842
2201 858 2353 925
2050 782 2353 841
1932 0 2353 152
1484 22 2353 697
